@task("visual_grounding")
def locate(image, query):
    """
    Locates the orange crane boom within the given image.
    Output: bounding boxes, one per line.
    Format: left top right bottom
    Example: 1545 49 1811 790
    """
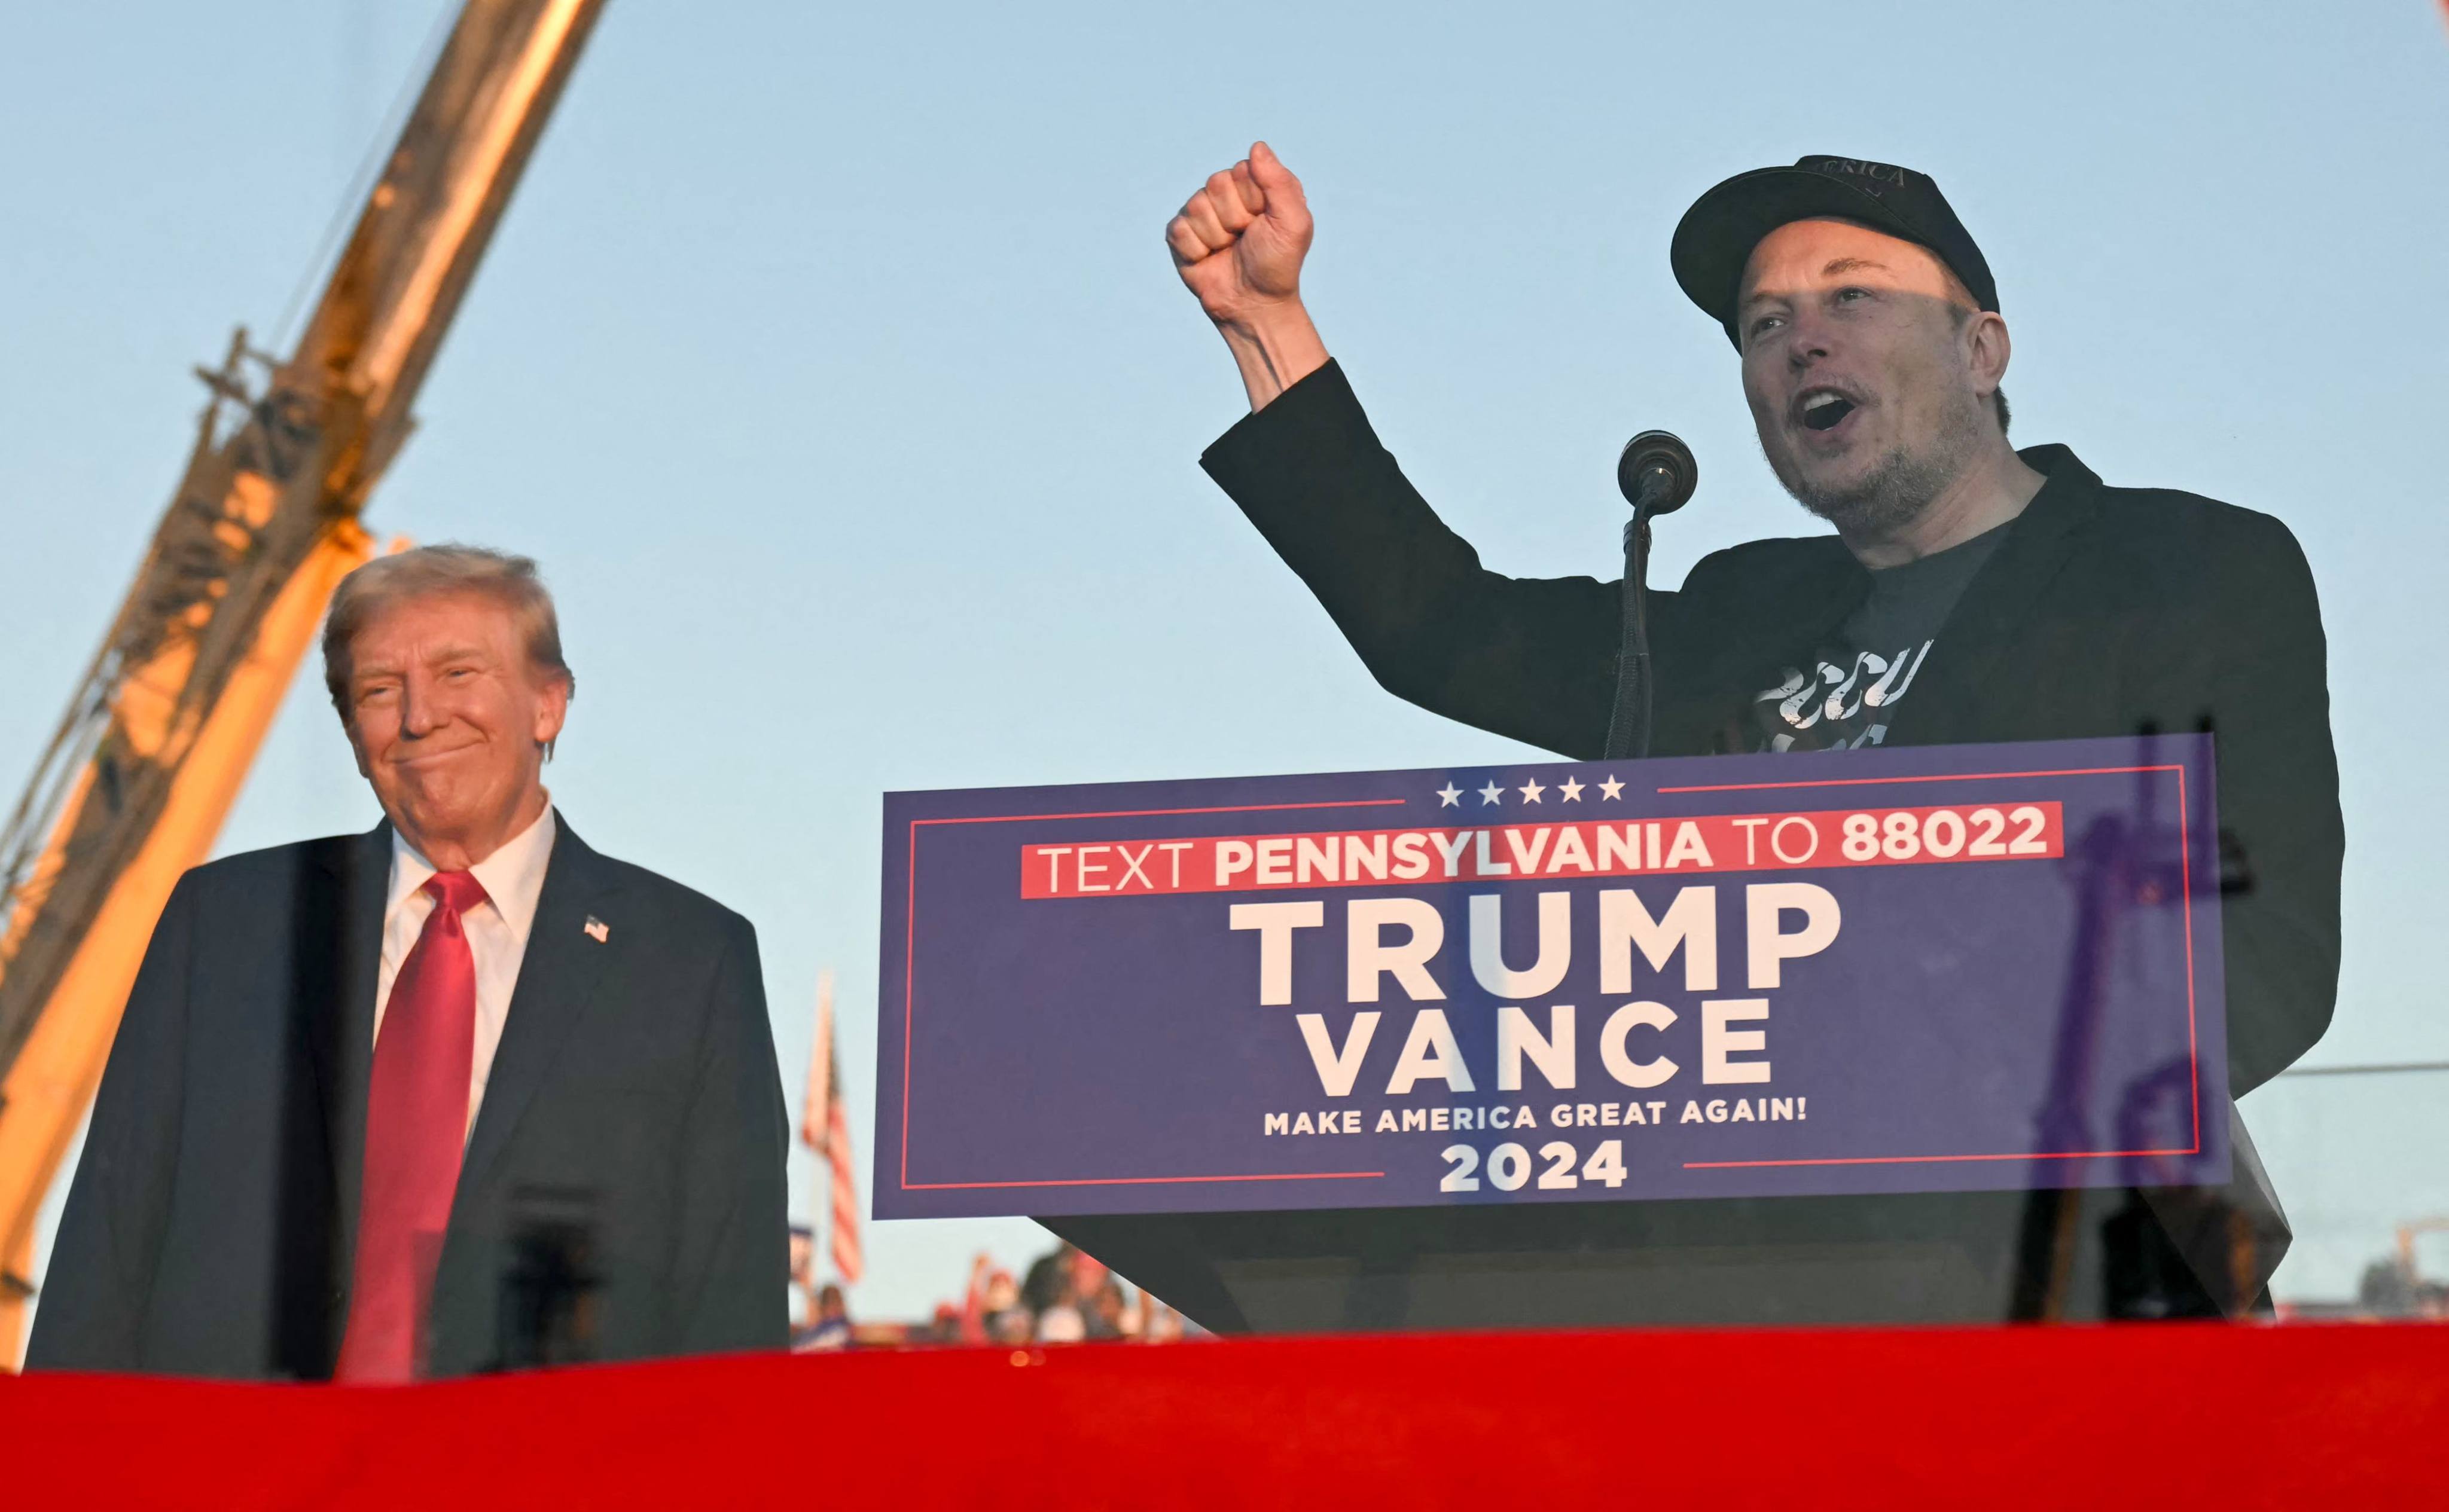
0 0 608 1367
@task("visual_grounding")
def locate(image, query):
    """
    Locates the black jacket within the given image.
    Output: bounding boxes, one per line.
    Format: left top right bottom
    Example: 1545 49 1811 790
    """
27 818 789 1379
1203 361 2341 1097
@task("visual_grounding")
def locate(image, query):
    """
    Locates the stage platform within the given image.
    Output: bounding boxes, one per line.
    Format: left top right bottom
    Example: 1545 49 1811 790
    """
8 1322 2442 1507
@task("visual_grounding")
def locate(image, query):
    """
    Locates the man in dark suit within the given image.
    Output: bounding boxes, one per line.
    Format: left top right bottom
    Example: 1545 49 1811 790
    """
29 545 787 1379
1142 146 2341 1321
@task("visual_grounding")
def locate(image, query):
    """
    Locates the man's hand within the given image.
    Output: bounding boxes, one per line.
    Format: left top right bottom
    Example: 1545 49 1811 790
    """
1167 141 1329 411
1168 142 1312 322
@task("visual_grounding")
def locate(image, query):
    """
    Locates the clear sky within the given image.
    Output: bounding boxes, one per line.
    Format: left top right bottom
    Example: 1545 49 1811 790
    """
4 1 2445 1322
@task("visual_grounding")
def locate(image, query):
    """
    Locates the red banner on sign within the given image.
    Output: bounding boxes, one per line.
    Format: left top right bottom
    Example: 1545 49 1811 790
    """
1020 802 2063 899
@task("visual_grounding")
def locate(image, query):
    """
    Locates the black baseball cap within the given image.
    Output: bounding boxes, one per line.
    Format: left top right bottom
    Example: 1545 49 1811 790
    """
1670 155 1996 349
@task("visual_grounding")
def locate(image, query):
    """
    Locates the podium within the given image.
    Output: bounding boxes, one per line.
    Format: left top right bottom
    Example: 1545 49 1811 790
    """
1049 1177 2274 1333
883 737 2259 1333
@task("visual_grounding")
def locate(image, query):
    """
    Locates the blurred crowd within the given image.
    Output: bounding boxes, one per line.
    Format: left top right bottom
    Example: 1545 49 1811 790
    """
789 1240 1198 1351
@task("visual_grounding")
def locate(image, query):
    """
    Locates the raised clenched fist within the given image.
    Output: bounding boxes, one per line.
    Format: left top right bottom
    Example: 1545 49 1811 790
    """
1166 142 1314 328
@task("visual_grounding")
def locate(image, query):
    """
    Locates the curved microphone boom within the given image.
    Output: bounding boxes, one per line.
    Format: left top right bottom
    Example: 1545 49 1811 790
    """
1601 430 1697 762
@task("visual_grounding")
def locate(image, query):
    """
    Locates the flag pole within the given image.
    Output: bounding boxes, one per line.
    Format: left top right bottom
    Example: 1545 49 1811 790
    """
800 969 864 1288
801 969 834 1156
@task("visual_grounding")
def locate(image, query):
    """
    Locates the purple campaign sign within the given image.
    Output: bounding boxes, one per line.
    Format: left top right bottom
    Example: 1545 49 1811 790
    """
873 735 2227 1220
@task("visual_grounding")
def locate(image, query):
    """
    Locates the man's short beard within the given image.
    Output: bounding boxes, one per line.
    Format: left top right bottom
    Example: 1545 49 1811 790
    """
1770 392 1987 538
1786 442 1958 536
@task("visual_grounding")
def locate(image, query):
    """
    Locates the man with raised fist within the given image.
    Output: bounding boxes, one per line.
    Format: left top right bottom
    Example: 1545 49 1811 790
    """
1165 144 2341 1320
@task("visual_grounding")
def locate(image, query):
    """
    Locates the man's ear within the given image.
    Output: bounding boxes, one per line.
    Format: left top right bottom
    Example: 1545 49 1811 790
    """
1966 310 2012 399
533 673 571 755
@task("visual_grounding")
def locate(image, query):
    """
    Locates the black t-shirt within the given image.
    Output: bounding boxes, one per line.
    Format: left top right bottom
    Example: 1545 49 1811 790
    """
1749 520 2012 752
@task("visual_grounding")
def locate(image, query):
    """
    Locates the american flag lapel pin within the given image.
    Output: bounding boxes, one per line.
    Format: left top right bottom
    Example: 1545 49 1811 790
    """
584 915 609 944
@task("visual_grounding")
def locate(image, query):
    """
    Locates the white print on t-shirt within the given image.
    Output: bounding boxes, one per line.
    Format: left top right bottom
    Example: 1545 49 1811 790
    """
1755 641 1932 752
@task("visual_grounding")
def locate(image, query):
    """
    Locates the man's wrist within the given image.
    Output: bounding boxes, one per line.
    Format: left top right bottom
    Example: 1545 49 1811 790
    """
1216 298 1328 411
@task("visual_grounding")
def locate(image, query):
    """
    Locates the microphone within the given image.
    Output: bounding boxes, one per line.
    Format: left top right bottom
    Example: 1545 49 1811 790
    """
1617 430 1698 516
1601 429 1697 762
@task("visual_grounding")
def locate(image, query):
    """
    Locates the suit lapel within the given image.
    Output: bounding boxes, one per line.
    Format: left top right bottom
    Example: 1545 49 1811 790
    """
307 821 391 1276
454 818 624 1203
1681 539 1865 753
1893 445 2105 747
1763 545 1865 673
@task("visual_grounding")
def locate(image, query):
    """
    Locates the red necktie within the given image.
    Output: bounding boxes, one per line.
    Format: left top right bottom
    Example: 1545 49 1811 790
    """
335 870 488 1383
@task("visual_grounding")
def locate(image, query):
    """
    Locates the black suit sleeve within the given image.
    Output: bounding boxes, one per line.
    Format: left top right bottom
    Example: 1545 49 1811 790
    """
664 911 789 1355
1201 361 1628 758
2203 516 2344 1092
25 873 199 1371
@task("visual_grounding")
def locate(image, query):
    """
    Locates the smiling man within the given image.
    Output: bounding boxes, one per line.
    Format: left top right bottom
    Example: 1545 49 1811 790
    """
1168 149 2343 1319
29 545 786 1380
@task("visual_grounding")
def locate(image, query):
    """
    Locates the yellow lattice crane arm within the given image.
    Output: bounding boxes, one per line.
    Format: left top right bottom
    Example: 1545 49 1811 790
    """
0 0 608 1368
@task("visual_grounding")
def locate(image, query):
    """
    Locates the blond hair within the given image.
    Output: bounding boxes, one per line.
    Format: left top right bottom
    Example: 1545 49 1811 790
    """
322 543 575 719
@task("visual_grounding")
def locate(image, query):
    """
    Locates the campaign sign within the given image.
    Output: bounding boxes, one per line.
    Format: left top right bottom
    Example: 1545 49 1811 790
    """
874 735 2227 1220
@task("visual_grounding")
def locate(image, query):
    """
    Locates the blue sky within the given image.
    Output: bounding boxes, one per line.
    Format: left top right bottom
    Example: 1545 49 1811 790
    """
5 1 2445 1320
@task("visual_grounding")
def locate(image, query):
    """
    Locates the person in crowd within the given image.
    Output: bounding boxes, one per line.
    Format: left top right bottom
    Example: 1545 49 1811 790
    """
989 1305 1036 1346
1069 1250 1111 1328
983 1269 1021 1316
795 1284 852 1352
1021 1241 1078 1318
1164 145 2341 1315
1142 1300 1187 1343
29 545 789 1379
942 1245 1188 1344
928 1303 963 1344
955 1250 1030 1344
1034 1299 1088 1343
1082 1276 1129 1341
788 1223 822 1334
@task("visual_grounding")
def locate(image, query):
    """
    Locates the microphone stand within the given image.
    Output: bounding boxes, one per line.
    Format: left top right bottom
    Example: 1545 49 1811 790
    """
1601 431 1695 760
1600 497 1664 761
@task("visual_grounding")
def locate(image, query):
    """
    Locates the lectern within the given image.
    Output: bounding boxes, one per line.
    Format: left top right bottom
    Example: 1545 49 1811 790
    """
880 736 2264 1331
1051 1150 2286 1333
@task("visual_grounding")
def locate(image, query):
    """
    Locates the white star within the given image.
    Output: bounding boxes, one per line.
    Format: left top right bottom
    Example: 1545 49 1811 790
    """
1437 783 1462 807
1559 777 1584 802
1599 775 1625 801
1478 781 1505 805
1518 778 1545 804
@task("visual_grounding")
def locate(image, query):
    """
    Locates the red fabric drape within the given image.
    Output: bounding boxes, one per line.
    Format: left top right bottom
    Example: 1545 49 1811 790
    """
9 1322 2444 1507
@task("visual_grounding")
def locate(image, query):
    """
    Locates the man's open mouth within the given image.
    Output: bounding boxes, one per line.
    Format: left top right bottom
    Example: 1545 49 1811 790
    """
1799 389 1858 432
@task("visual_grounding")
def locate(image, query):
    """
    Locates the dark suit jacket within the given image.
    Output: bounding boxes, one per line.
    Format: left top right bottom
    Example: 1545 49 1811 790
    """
1152 362 2344 1321
1203 361 2341 1096
26 817 789 1379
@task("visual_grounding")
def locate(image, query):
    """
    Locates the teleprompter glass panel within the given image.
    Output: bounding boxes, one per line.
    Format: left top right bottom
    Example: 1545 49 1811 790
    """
5 3 2440 1376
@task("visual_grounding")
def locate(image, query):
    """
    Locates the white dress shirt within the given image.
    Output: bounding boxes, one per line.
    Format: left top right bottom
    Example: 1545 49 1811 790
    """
374 803 557 1141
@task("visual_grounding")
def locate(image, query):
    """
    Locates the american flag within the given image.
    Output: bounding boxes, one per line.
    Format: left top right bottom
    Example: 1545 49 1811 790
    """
800 970 864 1284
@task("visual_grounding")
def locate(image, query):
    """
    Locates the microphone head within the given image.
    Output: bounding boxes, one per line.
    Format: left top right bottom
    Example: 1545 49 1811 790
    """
1617 429 1698 515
